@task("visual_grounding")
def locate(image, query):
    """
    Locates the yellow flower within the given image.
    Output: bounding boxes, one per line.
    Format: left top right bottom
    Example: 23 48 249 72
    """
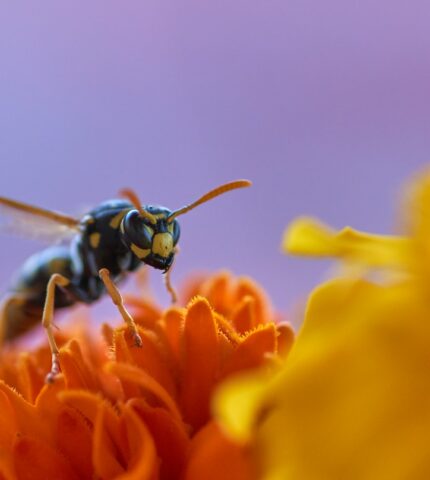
216 170 430 480
0 271 293 480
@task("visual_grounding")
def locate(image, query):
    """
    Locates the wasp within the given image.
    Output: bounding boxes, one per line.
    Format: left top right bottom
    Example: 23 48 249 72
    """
0 180 251 381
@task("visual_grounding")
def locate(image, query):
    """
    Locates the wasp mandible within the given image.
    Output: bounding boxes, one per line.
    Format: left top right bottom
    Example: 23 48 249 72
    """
0 180 251 381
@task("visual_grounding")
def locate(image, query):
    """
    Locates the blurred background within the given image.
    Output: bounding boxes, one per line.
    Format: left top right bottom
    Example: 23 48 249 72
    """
0 1 429 322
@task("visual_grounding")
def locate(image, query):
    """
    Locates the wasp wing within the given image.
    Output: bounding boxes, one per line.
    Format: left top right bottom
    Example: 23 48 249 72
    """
0 196 81 243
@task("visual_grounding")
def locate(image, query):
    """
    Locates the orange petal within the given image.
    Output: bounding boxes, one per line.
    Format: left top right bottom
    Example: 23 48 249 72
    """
59 389 124 458
185 421 257 480
200 271 231 313
234 277 271 325
0 390 17 447
218 330 235 368
106 362 182 422
131 398 191 480
59 339 99 391
0 392 14 479
214 312 241 345
101 322 115 346
17 353 44 403
0 382 52 444
180 297 219 430
114 328 176 399
56 408 93 479
13 435 80 480
0 460 15 480
222 324 277 378
35 379 68 444
59 391 127 476
158 307 184 365
178 272 208 304
93 403 126 478
113 330 144 399
124 295 162 330
116 404 158 480
231 296 257 334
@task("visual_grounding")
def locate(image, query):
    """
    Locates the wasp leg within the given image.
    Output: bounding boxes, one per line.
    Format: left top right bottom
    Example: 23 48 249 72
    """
98 268 142 347
164 247 179 304
42 273 70 384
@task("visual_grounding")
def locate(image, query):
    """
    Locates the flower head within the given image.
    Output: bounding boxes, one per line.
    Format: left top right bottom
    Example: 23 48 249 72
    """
216 169 430 480
0 271 293 480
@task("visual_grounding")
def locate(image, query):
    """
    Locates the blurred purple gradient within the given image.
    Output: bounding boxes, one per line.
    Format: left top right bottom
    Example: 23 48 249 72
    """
0 1 429 319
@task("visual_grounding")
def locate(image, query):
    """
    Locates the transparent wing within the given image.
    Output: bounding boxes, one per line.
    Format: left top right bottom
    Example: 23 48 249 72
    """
0 196 80 244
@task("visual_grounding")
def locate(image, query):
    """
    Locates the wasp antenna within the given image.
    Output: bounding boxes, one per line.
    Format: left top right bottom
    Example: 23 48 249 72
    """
119 188 157 225
167 179 252 223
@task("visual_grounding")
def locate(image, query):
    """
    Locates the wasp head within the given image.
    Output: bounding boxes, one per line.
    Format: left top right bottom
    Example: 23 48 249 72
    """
120 206 180 271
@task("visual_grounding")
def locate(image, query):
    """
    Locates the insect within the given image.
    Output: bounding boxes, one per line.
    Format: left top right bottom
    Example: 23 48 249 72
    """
0 180 251 381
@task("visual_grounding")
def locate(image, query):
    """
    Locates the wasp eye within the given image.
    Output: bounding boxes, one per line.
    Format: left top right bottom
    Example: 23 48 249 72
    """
121 210 154 249
168 220 180 245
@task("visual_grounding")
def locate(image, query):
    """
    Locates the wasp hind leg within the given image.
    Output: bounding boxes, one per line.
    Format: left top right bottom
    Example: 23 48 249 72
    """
42 273 71 383
98 268 143 347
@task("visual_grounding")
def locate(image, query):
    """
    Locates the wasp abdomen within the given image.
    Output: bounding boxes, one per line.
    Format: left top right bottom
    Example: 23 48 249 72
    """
1 246 77 342
11 246 75 306
0 295 44 342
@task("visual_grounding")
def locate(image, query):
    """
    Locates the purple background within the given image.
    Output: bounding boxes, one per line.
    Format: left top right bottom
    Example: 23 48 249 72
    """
0 1 429 321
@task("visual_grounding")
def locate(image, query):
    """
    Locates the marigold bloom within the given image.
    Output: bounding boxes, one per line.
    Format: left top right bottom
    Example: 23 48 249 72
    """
216 170 430 480
0 271 293 480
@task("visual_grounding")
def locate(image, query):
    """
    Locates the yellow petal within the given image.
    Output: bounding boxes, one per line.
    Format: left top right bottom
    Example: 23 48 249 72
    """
213 370 271 443
222 278 430 479
283 216 411 268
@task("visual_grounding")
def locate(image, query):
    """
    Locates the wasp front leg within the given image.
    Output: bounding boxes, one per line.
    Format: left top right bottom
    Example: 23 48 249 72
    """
42 273 71 383
98 268 143 347
163 247 179 304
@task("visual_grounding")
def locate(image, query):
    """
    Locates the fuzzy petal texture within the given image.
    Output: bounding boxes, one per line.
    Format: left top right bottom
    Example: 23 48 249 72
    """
0 271 289 479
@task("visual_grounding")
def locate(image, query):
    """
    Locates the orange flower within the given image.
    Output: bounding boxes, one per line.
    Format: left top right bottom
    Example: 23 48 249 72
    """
0 271 293 480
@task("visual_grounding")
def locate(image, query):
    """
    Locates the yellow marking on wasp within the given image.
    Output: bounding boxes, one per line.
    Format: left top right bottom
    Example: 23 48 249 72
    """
79 215 95 227
90 233 101 249
131 243 151 259
167 223 174 235
48 258 68 274
152 233 173 258
109 210 129 229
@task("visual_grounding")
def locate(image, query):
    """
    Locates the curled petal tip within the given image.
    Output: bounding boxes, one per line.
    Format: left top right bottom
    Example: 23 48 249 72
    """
282 217 337 256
